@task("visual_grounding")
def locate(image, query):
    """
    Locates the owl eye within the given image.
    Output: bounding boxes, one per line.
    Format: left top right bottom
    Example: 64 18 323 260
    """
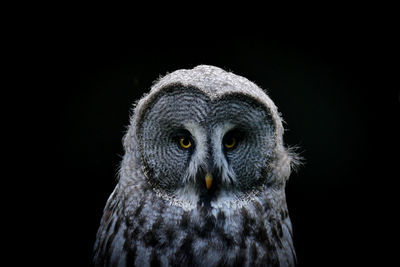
224 137 236 149
223 129 244 150
179 137 192 149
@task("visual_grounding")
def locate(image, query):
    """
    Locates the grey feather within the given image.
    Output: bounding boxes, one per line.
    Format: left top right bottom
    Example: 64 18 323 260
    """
94 65 299 267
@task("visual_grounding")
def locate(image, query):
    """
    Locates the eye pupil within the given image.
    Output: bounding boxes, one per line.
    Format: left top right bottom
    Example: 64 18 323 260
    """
179 137 192 149
224 137 236 149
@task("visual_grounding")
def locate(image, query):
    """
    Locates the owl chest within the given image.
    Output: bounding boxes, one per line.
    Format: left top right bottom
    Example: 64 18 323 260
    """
118 205 287 267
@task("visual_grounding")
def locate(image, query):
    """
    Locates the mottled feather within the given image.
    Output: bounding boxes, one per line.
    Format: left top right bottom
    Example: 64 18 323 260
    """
94 65 298 267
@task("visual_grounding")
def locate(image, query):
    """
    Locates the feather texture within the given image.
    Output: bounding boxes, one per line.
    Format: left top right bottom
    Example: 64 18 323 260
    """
94 65 298 267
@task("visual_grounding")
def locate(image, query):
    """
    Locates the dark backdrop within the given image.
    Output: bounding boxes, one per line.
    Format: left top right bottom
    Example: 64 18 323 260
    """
57 34 398 266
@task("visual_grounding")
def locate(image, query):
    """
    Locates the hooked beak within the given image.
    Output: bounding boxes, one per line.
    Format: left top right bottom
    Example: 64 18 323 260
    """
205 173 213 190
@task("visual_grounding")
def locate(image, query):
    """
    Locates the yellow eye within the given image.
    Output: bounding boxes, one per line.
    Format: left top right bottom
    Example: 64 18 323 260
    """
179 137 192 149
224 137 236 149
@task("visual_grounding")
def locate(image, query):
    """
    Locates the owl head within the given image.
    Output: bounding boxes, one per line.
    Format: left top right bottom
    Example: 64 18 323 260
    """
122 65 296 211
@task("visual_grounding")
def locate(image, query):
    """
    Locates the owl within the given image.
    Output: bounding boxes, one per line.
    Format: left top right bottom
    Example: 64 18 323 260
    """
94 65 299 267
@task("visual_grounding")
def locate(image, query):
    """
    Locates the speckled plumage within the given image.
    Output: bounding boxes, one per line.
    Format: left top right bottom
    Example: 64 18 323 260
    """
94 65 298 267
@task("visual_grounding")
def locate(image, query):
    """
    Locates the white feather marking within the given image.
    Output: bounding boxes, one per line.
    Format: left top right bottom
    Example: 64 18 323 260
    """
183 122 207 184
213 122 237 185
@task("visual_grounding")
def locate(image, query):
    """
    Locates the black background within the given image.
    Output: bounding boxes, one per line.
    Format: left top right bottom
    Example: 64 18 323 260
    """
55 28 398 266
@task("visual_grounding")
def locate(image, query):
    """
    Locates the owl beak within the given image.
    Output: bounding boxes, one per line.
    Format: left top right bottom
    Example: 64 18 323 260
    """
205 173 213 190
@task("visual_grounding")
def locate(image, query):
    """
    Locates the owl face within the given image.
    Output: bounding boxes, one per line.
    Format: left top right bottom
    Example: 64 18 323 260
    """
138 85 276 208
